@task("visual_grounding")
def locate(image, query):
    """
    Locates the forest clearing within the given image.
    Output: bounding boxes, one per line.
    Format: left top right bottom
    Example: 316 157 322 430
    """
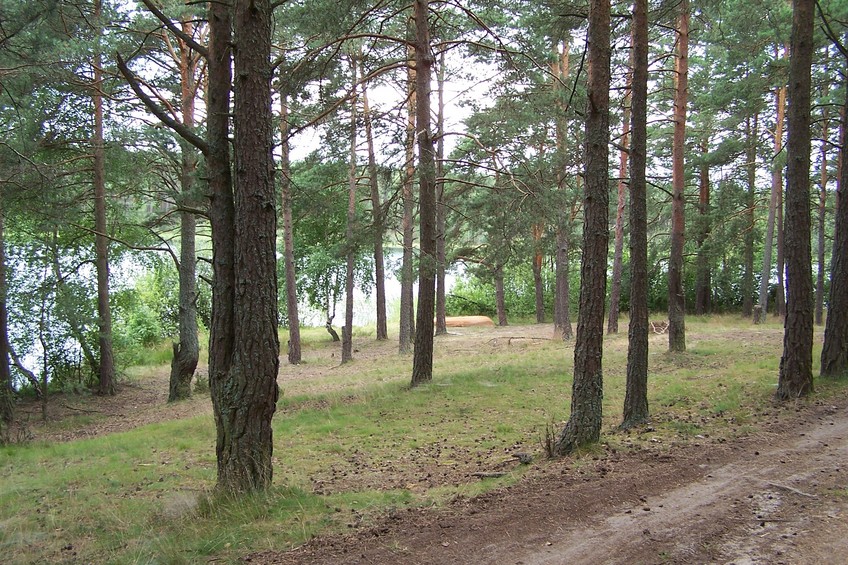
2 317 847 564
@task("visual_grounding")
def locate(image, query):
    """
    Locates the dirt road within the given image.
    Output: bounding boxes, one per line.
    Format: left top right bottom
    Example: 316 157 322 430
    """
248 399 848 564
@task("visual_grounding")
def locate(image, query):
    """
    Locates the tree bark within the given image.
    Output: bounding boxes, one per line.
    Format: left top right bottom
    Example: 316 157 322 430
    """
777 0 814 400
553 40 573 341
532 223 545 324
694 134 711 315
435 51 448 336
169 19 200 402
816 58 829 327
93 0 115 396
555 0 610 455
608 68 631 334
209 0 280 493
0 196 13 425
495 265 508 327
411 0 437 387
742 114 757 318
758 70 786 323
668 0 688 353
623 0 649 429
776 180 786 319
280 89 301 364
820 76 848 378
342 57 358 365
398 43 416 354
361 73 388 341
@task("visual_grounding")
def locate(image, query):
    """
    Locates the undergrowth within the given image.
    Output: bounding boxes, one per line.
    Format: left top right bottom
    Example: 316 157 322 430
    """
0 316 844 564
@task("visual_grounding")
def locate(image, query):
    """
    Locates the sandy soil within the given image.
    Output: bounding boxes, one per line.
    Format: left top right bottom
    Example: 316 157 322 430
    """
12 325 848 564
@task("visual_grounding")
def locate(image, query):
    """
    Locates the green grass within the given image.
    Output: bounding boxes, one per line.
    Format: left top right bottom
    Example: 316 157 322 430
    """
1 315 845 563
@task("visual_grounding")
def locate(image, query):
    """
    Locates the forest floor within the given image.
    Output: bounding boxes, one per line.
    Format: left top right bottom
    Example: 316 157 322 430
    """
14 323 848 564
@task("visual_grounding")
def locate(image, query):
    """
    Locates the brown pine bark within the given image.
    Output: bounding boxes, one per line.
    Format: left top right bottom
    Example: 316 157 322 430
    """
694 134 711 315
742 114 757 318
435 51 448 336
169 19 201 401
776 183 786 318
0 196 13 425
777 0 814 400
280 90 302 364
399 44 416 354
532 223 545 324
210 0 280 492
553 41 573 341
816 63 829 326
93 0 115 396
495 265 508 327
820 78 848 378
668 0 688 353
758 70 786 323
555 0 610 455
608 67 631 334
361 75 388 341
623 0 649 429
342 57 358 365
410 0 437 387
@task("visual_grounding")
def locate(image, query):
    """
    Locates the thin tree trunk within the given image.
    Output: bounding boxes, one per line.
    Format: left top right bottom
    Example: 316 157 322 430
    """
742 114 757 318
532 223 545 324
776 180 786 318
399 44 416 354
777 0 814 400
0 196 13 425
411 0 437 387
280 90 301 364
342 57 358 365
623 0 649 429
820 70 848 378
361 74 388 341
435 50 448 336
555 0 610 455
816 57 829 326
758 73 786 323
608 68 631 334
495 265 508 327
92 0 114 396
553 40 573 341
668 0 688 353
169 20 200 401
694 134 711 315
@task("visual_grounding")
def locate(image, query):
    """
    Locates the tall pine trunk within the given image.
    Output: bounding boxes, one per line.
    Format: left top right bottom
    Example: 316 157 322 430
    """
668 0 688 353
361 75 388 341
532 223 545 324
342 57 358 364
758 72 786 323
694 134 711 315
93 0 115 396
555 0 610 455
623 0 649 429
608 68 631 334
742 114 757 318
169 20 200 401
208 0 281 493
399 44 416 354
0 197 12 426
280 90 301 364
777 0 814 400
410 0 437 386
816 60 830 326
553 40 573 341
820 75 848 377
435 52 448 336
